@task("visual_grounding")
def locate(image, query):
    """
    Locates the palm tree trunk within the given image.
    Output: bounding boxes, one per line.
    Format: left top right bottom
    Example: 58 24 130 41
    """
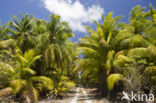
98 70 108 97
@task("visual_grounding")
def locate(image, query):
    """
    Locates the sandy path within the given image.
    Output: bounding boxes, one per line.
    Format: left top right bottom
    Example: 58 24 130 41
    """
70 88 80 103
70 88 92 103
39 87 110 103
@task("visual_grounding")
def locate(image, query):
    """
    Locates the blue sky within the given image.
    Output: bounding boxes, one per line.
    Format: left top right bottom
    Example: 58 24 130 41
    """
0 0 156 42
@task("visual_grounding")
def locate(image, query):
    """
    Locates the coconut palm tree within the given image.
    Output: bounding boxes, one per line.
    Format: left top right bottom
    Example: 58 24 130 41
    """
74 12 123 96
0 49 53 103
35 14 74 75
9 13 36 52
31 14 76 96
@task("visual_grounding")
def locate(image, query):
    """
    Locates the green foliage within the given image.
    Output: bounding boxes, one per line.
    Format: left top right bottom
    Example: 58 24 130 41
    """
0 4 156 102
0 12 76 102
144 66 156 84
56 75 75 95
147 45 156 61
107 74 123 90
75 4 156 97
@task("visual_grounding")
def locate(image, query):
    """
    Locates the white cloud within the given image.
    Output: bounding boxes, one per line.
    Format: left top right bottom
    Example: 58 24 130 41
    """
41 0 104 32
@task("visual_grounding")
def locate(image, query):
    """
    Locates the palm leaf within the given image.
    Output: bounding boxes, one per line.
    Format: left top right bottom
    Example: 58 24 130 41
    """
127 48 147 59
65 81 75 88
0 39 16 49
0 87 12 97
0 62 15 72
22 68 36 75
30 76 53 90
107 74 123 90
10 79 27 93
147 45 156 60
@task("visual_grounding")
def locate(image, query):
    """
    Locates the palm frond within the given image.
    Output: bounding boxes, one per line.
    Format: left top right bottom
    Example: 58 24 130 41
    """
10 79 27 93
147 45 156 60
0 39 16 49
0 87 12 97
0 61 15 72
107 74 123 90
22 68 36 75
127 48 147 59
30 76 53 90
65 81 75 88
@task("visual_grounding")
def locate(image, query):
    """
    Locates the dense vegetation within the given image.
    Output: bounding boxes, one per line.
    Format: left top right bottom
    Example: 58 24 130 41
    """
0 14 77 102
74 5 156 101
0 4 156 102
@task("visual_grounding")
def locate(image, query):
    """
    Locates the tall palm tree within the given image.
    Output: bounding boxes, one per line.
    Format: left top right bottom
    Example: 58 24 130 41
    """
9 13 35 52
32 14 76 96
74 12 123 96
35 14 74 74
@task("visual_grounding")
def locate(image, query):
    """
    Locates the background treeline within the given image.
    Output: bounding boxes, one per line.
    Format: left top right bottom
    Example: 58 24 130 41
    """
74 4 156 101
0 4 156 103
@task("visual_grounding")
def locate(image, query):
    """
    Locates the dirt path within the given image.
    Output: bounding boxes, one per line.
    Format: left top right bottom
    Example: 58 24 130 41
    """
71 88 92 103
39 87 110 103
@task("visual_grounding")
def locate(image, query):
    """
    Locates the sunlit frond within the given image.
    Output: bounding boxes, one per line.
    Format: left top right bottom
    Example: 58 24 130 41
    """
30 76 53 90
107 74 123 90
